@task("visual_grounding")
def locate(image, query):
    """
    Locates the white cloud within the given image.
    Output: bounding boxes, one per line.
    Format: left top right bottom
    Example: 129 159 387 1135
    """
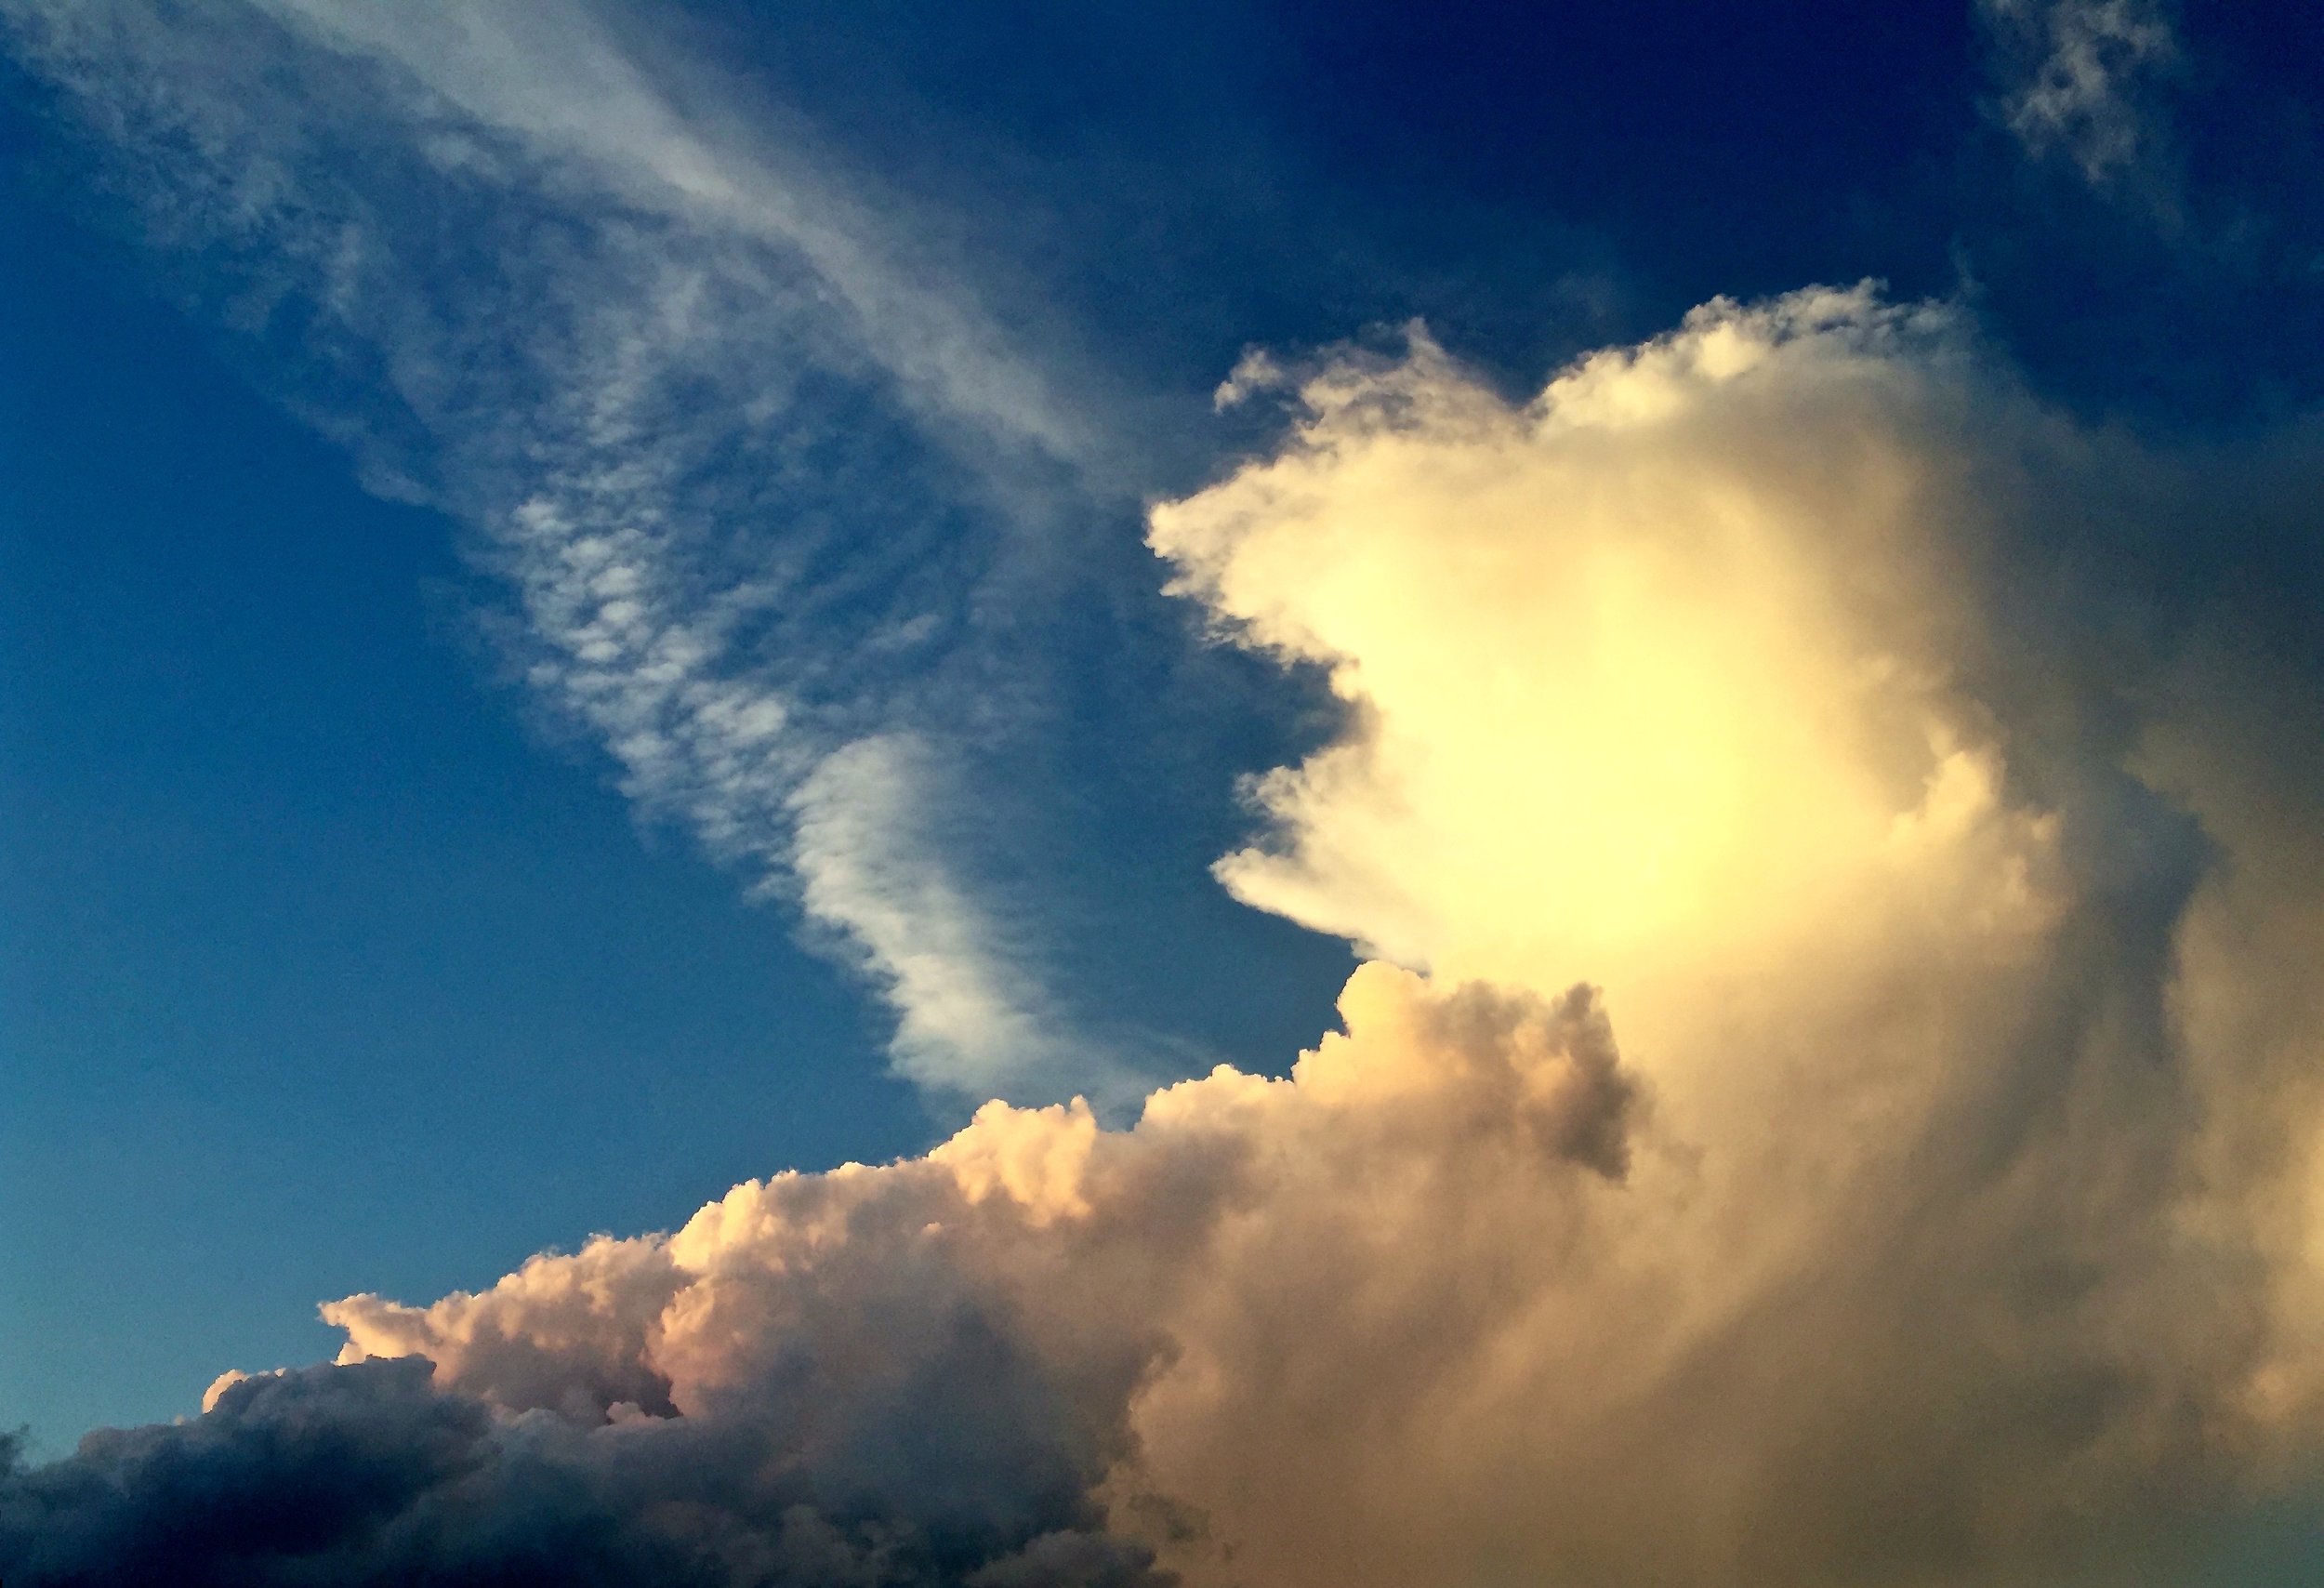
788 734 1140 1103
244 0 1109 471
1151 287 2064 1086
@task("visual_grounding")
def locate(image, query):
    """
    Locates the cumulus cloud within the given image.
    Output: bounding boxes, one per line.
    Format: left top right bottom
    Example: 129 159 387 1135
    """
4 966 1630 1586
0 1356 1167 1587
1133 286 2324 1581
11 286 2324 1585
1979 0 2181 196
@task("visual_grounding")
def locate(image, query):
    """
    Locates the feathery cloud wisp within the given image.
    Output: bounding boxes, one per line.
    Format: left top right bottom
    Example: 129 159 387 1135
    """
0 0 1142 1098
1979 0 2181 195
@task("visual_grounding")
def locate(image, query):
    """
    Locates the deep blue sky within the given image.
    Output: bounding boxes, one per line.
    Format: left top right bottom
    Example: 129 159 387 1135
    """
0 192 931 1445
5 0 2322 1455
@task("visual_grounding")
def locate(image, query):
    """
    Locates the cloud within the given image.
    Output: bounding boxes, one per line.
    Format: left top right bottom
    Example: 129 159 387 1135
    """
234 0 1111 472
1979 0 2181 195
11 285 2324 1585
0 0 1140 1097
6 964 1636 1587
1153 288 2060 1048
1130 286 2324 1581
787 734 1134 1103
0 1356 1168 1587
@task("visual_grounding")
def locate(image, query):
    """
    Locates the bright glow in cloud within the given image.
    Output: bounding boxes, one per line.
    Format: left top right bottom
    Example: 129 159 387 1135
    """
1153 290 2071 1115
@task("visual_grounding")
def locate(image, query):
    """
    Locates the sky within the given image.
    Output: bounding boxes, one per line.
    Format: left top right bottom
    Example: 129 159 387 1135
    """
3 3 2323 1585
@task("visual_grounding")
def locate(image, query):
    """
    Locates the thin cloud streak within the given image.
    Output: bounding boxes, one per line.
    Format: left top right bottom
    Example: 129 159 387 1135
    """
790 734 1144 1104
248 0 1115 476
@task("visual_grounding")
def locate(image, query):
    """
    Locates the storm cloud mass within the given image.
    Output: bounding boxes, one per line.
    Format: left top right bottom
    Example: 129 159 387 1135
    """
7 3 2324 1586
9 284 2324 1585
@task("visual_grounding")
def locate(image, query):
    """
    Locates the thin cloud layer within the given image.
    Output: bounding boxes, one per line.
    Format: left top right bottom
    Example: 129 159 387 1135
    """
11 286 2324 1585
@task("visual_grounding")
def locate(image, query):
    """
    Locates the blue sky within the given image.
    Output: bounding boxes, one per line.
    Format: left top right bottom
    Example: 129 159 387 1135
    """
0 162 927 1435
5 4 2324 1584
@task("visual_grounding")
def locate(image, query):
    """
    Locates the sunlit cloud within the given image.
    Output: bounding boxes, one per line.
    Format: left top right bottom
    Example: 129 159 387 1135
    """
7 4 2324 1585
14 275 2324 1582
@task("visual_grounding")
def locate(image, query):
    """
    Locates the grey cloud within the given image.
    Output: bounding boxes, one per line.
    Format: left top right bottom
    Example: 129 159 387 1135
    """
0 1358 1167 1588
1979 0 2181 200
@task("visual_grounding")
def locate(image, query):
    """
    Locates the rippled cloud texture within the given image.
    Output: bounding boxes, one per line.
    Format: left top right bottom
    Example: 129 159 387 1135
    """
0 0 1158 1101
8 275 2324 1583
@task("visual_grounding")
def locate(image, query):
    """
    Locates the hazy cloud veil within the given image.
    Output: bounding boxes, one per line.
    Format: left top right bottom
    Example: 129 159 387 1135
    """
7 4 2324 1587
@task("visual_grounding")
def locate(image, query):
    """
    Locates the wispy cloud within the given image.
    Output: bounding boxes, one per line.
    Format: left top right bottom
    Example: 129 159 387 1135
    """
1 0 1144 1098
1979 0 2181 199
244 0 1112 473
790 734 1144 1103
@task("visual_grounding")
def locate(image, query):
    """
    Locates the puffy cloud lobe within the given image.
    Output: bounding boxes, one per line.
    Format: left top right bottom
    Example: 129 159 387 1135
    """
1 965 1630 1585
0 1359 1162 1588
9 287 2324 1586
324 1237 686 1422
1152 289 2078 1080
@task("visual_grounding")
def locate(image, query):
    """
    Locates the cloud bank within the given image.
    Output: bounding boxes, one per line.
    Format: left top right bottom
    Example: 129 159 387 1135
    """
10 285 2324 1585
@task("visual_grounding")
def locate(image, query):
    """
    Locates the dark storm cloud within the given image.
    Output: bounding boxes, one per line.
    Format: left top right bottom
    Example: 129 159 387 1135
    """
0 1358 1166 1588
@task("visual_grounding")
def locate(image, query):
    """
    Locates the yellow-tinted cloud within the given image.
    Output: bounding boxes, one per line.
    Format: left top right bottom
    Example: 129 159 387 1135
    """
21 288 2324 1587
298 291 2324 1585
1153 290 2075 1124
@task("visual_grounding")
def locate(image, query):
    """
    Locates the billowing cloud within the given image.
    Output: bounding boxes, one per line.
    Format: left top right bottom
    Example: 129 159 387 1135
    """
4 966 1631 1586
0 1356 1167 1587
11 285 2324 1585
1135 286 2324 1581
